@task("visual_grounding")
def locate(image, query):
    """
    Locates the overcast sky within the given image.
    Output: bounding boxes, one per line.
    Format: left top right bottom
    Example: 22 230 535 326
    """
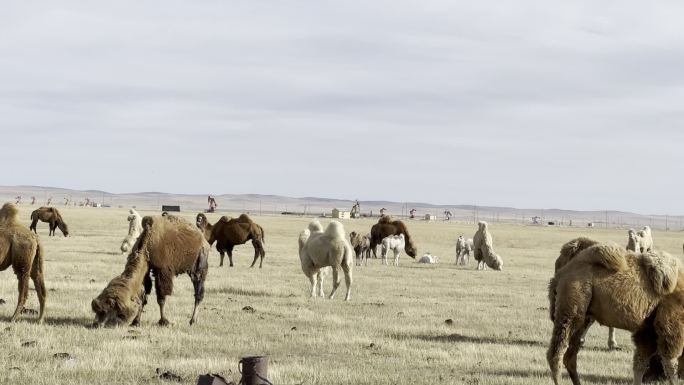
1 1 683 214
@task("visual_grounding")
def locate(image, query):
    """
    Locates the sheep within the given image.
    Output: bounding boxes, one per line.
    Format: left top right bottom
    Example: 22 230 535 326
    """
381 234 405 266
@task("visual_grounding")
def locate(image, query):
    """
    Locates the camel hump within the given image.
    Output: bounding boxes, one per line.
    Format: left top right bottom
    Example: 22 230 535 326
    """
0 203 19 222
219 216 232 223
308 220 323 234
378 215 392 224
237 214 253 223
641 251 680 295
580 244 628 272
556 237 600 271
324 220 346 240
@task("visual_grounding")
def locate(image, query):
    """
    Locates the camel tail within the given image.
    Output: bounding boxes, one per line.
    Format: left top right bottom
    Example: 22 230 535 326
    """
547 276 558 321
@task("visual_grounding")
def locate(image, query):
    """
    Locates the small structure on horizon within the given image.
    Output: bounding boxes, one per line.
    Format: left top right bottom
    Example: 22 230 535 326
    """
424 213 436 221
162 205 181 212
332 208 350 219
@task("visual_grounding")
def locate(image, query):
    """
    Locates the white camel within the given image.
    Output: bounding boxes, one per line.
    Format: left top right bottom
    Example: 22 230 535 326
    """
381 234 405 266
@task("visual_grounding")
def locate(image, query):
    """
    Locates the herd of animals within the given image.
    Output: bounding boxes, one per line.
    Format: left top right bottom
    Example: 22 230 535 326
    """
1 202 683 384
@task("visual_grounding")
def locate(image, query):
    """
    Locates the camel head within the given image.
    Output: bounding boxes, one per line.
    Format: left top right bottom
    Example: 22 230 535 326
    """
405 241 417 258
91 295 138 328
489 253 504 271
196 213 208 229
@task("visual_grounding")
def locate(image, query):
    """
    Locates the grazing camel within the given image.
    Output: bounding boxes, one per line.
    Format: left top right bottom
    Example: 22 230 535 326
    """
196 213 266 268
30 206 69 237
94 215 210 326
472 221 503 270
0 203 47 322
369 216 417 258
547 243 683 385
349 231 371 266
299 220 353 300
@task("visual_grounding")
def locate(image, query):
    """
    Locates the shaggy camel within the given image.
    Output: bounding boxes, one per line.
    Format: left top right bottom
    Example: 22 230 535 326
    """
370 216 417 258
381 234 405 266
626 229 640 252
349 231 371 266
29 206 69 237
637 226 654 253
196 213 265 268
120 209 143 254
0 203 46 322
554 237 618 350
299 220 353 300
95 215 209 326
547 243 682 385
455 235 473 265
92 251 149 327
472 221 503 270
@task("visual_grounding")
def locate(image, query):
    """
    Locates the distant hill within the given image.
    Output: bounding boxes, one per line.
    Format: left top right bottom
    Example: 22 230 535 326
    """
0 185 681 230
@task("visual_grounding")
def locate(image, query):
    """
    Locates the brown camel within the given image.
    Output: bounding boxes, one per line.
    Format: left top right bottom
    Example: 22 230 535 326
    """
0 203 47 323
349 231 371 266
94 215 209 326
547 242 683 385
553 237 617 349
369 216 416 258
30 206 69 237
196 213 265 268
92 251 149 327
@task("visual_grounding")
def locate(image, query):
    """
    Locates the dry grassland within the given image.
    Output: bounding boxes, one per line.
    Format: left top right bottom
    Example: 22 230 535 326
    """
1 207 682 385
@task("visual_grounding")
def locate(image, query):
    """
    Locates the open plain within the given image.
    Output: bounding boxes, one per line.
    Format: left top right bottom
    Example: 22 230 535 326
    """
1 207 683 385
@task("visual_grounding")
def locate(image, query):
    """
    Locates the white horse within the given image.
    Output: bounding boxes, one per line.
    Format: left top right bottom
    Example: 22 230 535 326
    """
381 234 405 266
455 235 473 265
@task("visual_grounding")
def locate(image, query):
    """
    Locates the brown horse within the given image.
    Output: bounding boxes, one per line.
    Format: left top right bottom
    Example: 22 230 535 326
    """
30 207 69 237
369 216 416 258
0 203 47 322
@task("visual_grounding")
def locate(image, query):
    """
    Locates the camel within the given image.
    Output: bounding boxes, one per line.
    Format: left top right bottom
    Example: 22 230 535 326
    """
369 216 417 259
637 226 654 253
196 213 265 268
626 229 640 252
0 203 47 323
455 235 473 265
349 231 371 266
381 234 405 266
472 221 503 270
547 243 683 385
554 237 618 350
299 220 353 300
120 209 143 254
94 215 209 326
29 206 69 237
92 251 149 327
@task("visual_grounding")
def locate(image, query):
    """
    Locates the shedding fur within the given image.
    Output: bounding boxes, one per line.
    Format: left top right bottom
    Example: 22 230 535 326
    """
94 215 210 326
472 221 503 271
0 203 47 322
299 220 353 301
92 251 149 327
547 242 682 385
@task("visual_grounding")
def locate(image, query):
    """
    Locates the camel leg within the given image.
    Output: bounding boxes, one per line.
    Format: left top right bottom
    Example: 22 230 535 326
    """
548 317 582 385
394 250 399 266
10 273 30 322
259 241 265 268
154 271 173 326
307 273 316 298
30 220 37 234
660 357 678 385
218 251 225 267
30 265 46 324
227 247 234 267
632 348 652 385
328 266 341 299
607 327 618 350
250 239 264 268
317 271 325 297
189 275 205 325
341 262 352 301
564 317 592 385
